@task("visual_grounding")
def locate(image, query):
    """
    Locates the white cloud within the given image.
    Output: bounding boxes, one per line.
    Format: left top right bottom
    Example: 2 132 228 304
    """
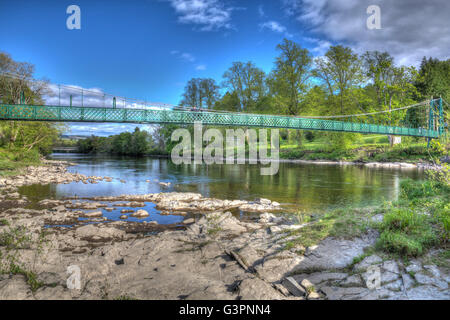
258 5 265 18
196 64 206 70
283 0 450 66
259 20 293 38
167 0 234 31
171 50 196 62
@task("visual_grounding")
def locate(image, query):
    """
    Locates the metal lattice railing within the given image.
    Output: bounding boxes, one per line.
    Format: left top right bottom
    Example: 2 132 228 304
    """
0 104 440 138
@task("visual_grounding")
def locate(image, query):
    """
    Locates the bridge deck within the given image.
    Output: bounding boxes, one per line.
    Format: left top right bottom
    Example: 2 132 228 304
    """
0 104 439 138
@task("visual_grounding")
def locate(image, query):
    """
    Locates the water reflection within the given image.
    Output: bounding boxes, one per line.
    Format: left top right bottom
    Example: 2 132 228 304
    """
20 153 424 213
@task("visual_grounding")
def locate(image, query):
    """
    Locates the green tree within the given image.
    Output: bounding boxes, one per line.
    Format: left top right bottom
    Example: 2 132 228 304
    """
268 39 313 116
222 61 266 111
181 78 219 109
314 45 364 114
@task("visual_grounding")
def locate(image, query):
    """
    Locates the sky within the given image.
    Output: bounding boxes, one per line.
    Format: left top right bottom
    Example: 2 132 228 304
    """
0 0 448 136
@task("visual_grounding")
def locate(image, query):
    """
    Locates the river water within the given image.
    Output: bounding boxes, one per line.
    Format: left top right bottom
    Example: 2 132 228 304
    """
19 154 424 225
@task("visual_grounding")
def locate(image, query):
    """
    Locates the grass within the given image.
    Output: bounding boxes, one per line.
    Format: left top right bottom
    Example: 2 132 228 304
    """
375 179 449 257
283 207 374 249
0 147 42 177
0 226 45 292
278 135 442 162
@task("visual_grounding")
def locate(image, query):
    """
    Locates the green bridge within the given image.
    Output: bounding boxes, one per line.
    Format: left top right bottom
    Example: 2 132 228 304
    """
0 98 445 139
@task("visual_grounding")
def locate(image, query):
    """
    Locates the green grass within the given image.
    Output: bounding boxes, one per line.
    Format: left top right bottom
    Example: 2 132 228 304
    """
0 147 42 177
283 207 374 249
278 135 442 162
375 179 449 257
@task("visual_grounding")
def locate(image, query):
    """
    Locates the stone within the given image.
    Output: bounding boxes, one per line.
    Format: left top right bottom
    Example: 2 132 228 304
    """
130 210 149 218
353 255 383 272
382 260 400 274
405 260 422 273
0 276 34 300
406 285 450 300
382 279 403 291
183 218 195 225
340 274 362 287
82 211 103 218
423 265 441 278
300 279 315 291
320 286 367 300
307 291 321 300
238 278 285 300
282 277 306 297
402 273 415 290
414 272 448 290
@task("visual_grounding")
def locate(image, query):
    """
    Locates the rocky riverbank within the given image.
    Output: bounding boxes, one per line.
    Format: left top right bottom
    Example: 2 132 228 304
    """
0 161 448 300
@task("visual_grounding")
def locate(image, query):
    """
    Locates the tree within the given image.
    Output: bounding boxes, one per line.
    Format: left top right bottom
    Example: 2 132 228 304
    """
415 57 450 102
222 61 266 111
0 52 61 154
363 51 394 107
180 78 219 109
268 39 312 116
314 45 364 114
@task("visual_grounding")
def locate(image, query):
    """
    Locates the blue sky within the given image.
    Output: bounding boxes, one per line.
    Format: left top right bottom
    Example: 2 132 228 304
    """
0 0 448 135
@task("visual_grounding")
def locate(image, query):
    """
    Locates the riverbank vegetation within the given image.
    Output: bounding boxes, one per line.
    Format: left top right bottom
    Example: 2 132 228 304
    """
285 168 449 259
0 52 61 176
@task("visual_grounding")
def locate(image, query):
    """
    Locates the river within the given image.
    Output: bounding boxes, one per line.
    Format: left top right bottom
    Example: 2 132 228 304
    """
18 153 425 225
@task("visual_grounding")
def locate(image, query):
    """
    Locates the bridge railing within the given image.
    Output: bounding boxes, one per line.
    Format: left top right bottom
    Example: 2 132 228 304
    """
0 103 440 138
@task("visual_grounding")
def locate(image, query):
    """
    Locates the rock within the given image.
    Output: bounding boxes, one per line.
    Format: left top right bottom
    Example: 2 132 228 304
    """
382 260 400 274
290 234 377 273
414 272 448 290
383 279 403 291
238 278 285 300
405 260 422 273
320 286 367 300
82 211 103 218
300 279 315 291
130 210 149 218
76 224 125 239
402 273 415 290
120 215 128 220
406 285 450 300
258 198 272 205
183 218 195 225
381 271 400 284
307 291 321 300
282 277 306 297
292 272 348 287
340 275 362 287
0 276 34 300
423 265 441 278
121 209 134 214
353 255 383 272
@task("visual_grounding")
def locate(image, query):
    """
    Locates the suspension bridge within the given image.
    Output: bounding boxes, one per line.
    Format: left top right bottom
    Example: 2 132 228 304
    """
0 75 446 139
